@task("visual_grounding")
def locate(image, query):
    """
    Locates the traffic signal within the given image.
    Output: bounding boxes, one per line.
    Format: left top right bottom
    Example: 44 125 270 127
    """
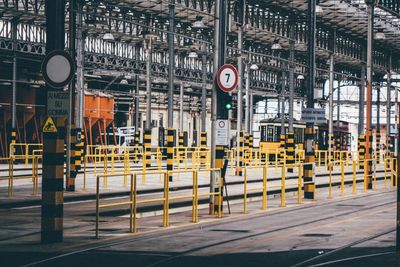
225 102 232 110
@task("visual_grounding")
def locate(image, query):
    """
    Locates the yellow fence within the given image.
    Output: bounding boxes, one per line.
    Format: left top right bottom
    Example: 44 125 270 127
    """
95 168 223 238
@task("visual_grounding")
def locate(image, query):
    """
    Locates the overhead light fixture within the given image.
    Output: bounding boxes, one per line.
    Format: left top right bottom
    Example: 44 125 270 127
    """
316 4 323 15
192 16 205 29
250 64 259 71
375 32 386 40
297 74 305 80
120 79 128 85
188 52 198 58
103 32 114 41
271 39 282 51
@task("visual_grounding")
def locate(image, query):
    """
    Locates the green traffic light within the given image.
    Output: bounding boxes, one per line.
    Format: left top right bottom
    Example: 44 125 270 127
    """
225 103 232 110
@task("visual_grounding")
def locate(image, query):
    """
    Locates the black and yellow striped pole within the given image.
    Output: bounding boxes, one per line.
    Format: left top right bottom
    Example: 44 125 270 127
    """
42 117 65 243
279 133 285 164
41 0 67 243
328 133 334 170
144 129 152 168
244 132 249 166
178 132 184 163
286 132 295 173
376 130 381 164
75 130 84 174
236 130 244 176
167 129 174 182
304 126 315 199
200 132 207 164
66 125 77 191
358 135 366 170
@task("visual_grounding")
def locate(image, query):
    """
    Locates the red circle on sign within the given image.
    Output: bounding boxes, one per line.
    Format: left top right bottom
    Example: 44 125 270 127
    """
217 64 238 93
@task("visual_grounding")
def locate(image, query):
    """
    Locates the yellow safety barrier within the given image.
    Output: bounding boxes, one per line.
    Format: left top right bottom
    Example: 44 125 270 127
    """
9 143 42 166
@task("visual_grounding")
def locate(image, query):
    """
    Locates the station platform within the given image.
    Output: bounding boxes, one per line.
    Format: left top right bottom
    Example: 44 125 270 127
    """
0 165 396 266
0 181 395 267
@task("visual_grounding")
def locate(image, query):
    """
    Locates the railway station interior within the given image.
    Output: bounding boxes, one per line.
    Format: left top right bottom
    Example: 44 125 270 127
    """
1 0 400 266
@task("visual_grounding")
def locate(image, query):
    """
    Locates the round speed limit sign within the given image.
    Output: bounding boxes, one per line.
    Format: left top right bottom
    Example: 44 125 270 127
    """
217 64 238 93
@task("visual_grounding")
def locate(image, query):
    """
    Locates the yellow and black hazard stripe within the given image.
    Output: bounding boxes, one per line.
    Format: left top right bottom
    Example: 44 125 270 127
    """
279 133 285 164
200 132 207 164
358 135 365 170
236 131 244 176
244 132 249 165
366 130 373 189
66 125 77 191
304 126 315 199
41 118 65 243
375 130 381 164
286 132 295 173
178 132 184 163
167 128 174 182
144 129 152 168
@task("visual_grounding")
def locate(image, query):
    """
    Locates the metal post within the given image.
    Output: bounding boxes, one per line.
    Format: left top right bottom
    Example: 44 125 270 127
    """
42 0 66 243
237 23 243 174
386 56 391 155
359 65 366 135
167 0 175 129
377 81 381 163
75 0 84 130
328 29 335 167
66 0 76 191
201 42 207 132
288 21 295 133
365 0 375 189
179 82 184 131
244 66 250 133
304 0 316 199
336 81 341 151
281 72 286 135
249 91 254 135
135 75 140 131
145 39 152 130
11 18 17 146
210 0 227 214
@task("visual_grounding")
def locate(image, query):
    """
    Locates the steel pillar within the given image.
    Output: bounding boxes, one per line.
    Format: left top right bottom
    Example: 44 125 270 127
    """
304 0 316 199
42 0 66 243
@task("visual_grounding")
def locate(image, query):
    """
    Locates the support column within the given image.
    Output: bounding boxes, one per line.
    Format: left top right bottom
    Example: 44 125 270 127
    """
74 0 84 178
386 56 391 159
359 65 366 168
328 29 335 169
42 0 66 243
66 0 77 191
376 82 381 164
236 131 244 176
304 0 316 199
166 0 175 182
287 19 295 173
210 0 228 213
10 18 18 154
237 21 244 178
365 0 375 190
335 81 341 156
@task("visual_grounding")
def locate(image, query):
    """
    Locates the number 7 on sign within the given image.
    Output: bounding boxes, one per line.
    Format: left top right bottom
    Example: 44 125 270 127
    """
217 64 238 93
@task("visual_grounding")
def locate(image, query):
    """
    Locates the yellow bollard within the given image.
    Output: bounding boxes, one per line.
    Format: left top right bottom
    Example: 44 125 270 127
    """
281 163 286 207
298 164 302 204
340 160 345 196
262 165 268 210
243 168 248 214
352 160 357 195
328 162 333 199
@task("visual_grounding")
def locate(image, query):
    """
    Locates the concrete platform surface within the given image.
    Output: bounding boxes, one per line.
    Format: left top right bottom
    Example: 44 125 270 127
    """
0 185 396 267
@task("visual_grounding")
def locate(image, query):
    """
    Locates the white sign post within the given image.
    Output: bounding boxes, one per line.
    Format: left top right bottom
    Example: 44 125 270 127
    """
216 119 229 146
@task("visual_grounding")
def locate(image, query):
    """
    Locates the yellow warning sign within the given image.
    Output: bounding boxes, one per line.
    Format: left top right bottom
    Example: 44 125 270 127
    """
43 117 57 133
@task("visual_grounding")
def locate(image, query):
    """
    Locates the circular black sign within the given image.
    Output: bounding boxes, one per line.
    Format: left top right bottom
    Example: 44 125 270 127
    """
41 50 75 88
